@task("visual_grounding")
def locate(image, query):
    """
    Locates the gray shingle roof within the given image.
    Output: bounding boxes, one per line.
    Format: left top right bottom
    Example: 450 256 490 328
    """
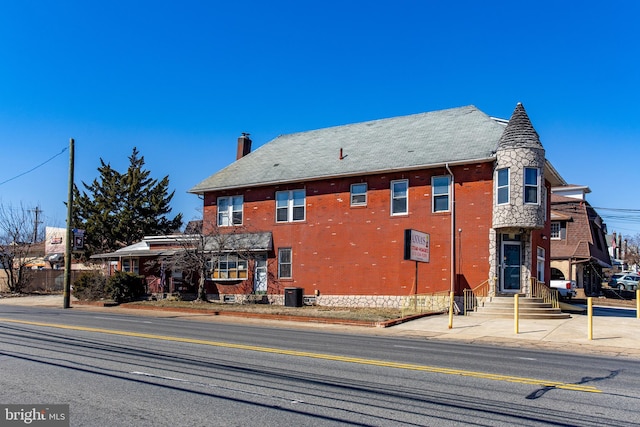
498 102 542 150
190 105 507 193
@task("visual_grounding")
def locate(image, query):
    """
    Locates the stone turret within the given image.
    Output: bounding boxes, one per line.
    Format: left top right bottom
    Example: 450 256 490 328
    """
492 103 546 230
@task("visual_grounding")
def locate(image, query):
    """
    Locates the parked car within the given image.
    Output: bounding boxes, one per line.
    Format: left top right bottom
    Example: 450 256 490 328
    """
550 279 576 299
608 273 640 291
549 268 576 299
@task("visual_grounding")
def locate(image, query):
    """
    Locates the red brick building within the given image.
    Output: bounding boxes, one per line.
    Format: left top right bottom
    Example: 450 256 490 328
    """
189 104 565 307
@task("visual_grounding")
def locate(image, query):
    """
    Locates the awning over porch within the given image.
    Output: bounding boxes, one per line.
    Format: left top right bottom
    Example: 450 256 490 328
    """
90 239 180 259
90 232 273 259
570 256 612 269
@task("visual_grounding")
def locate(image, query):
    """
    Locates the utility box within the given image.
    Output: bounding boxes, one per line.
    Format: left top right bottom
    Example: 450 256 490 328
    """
284 287 303 307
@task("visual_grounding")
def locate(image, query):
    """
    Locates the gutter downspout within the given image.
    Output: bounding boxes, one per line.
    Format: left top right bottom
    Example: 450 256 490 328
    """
445 163 455 294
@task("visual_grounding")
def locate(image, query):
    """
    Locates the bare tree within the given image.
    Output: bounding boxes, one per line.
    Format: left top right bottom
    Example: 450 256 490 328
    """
0 203 44 293
159 220 269 302
624 234 640 271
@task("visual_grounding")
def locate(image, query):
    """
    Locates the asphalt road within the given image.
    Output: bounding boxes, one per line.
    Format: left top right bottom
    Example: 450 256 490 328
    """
1 306 639 426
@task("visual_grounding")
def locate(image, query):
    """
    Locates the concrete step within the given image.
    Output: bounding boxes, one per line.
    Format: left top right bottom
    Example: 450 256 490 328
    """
472 311 571 319
470 296 571 319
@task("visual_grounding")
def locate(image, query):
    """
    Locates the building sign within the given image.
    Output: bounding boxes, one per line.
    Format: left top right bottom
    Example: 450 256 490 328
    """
45 227 66 255
404 229 430 263
73 229 85 250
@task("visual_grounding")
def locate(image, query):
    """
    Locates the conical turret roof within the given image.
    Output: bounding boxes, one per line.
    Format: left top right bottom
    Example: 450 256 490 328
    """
498 103 543 150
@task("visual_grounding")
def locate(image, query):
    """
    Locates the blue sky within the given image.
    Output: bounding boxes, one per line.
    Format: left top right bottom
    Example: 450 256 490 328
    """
1 1 639 237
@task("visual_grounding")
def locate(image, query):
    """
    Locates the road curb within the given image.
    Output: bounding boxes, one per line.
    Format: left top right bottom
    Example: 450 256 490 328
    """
74 301 443 328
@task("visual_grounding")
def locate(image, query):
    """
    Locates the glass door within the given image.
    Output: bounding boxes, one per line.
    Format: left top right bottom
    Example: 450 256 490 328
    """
253 255 267 294
501 241 522 292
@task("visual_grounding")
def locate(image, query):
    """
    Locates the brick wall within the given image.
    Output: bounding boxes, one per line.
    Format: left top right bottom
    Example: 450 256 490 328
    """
203 162 495 297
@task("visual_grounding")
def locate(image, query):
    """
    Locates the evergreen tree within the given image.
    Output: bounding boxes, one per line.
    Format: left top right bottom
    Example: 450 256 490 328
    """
73 148 183 256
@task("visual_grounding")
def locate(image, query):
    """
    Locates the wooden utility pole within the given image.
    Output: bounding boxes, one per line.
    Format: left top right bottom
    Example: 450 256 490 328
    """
30 206 42 243
63 138 74 309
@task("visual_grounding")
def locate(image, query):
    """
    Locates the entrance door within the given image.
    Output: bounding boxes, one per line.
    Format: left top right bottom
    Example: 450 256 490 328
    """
254 255 267 293
501 241 522 292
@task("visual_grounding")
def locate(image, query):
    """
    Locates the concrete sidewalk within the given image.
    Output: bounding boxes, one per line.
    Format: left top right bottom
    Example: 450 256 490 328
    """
389 306 640 359
1 294 639 359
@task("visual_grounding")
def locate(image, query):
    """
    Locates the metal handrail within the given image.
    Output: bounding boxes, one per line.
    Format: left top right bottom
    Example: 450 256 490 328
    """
530 278 559 308
463 278 493 315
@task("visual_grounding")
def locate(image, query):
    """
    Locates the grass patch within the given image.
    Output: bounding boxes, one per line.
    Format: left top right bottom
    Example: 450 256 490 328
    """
126 300 405 322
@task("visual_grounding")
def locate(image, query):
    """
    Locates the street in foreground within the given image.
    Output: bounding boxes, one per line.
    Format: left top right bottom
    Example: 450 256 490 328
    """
1 305 639 426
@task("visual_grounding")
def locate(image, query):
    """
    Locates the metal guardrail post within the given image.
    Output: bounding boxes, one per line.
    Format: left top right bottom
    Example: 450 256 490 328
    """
448 291 454 329
514 294 519 334
588 297 593 340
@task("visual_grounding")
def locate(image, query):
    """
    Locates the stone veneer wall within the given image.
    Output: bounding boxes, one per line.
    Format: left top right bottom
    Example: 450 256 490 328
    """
490 143 545 298
492 146 546 230
216 293 456 310
488 227 534 296
488 229 497 296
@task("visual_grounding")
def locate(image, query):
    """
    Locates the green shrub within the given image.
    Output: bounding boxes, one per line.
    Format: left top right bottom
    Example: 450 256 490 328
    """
106 271 145 303
72 271 108 301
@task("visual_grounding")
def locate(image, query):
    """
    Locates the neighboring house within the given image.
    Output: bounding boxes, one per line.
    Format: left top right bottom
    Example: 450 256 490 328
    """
607 231 638 274
0 241 55 293
185 103 566 307
549 185 611 297
44 227 66 269
91 235 189 294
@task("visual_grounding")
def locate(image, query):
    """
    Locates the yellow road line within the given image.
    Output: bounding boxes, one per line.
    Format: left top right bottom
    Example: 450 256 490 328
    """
0 318 601 393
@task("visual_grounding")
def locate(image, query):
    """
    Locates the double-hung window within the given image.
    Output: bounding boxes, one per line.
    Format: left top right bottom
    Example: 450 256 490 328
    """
351 183 367 206
496 168 510 205
550 222 561 239
432 176 451 212
391 180 408 215
524 167 540 204
217 196 243 226
278 248 292 279
276 190 306 222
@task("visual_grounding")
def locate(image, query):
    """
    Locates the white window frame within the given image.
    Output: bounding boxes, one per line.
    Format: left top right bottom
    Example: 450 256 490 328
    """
217 195 244 226
537 246 545 282
496 168 510 205
550 222 561 239
350 183 367 206
276 190 306 223
432 176 451 212
278 248 292 279
390 180 408 215
210 254 248 280
524 167 540 205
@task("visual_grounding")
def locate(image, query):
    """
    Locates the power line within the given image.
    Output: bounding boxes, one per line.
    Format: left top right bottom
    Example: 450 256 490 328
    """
0 146 68 187
592 207 640 230
592 206 640 213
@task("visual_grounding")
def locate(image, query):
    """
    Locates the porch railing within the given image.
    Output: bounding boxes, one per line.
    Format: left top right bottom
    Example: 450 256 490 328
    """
463 278 493 315
401 291 451 318
530 278 559 309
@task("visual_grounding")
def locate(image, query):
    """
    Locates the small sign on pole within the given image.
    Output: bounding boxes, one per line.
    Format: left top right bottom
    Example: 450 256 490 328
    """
73 229 85 250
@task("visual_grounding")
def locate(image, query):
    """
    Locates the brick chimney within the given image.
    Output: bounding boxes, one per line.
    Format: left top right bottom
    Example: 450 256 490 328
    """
236 133 252 160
